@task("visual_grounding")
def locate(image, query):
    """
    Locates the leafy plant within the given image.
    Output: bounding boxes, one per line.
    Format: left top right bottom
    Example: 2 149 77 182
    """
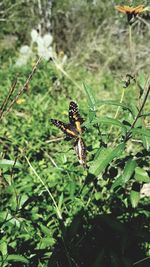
0 1 150 266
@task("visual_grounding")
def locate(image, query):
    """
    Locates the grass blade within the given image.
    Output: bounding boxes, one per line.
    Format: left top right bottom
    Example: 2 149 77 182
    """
83 83 96 111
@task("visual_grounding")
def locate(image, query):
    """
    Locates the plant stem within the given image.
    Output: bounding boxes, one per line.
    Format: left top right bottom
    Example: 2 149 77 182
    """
129 24 135 71
114 88 125 119
0 79 17 120
133 256 150 265
52 57 82 91
109 87 125 138
125 84 150 142
25 156 62 220
1 57 41 119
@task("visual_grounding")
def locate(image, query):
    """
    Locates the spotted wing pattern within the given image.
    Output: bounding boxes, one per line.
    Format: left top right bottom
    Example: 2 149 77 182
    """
51 119 77 138
74 137 87 168
69 101 85 134
51 101 87 167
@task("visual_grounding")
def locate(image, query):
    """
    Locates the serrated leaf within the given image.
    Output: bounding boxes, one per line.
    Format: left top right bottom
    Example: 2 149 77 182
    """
83 83 96 111
0 159 22 169
89 143 125 176
130 190 140 208
7 255 29 264
112 159 137 189
135 167 150 183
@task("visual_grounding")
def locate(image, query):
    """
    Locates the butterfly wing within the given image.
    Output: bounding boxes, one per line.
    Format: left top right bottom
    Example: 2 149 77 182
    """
51 119 77 138
74 137 87 168
69 101 85 134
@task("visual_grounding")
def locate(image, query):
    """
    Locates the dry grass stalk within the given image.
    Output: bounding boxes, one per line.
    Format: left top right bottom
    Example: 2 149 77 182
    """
0 57 41 121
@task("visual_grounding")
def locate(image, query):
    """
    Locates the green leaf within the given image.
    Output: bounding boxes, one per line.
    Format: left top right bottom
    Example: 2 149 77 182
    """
111 175 123 190
83 83 96 111
0 211 11 223
40 224 50 236
7 255 29 264
94 192 102 200
112 159 137 189
139 112 150 118
121 159 137 183
138 71 145 90
0 159 22 169
130 190 140 208
96 100 133 114
130 102 139 118
67 181 76 197
58 193 64 210
38 237 55 249
85 117 127 133
18 195 29 209
87 110 96 123
89 143 125 176
142 135 150 151
135 167 150 183
132 128 150 138
0 241 7 255
94 146 104 161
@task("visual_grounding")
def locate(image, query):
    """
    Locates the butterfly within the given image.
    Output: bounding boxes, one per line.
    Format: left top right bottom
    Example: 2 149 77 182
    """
74 137 87 168
51 101 85 139
51 101 87 167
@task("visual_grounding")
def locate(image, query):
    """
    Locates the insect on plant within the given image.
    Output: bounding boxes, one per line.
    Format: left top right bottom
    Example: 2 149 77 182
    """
51 101 87 168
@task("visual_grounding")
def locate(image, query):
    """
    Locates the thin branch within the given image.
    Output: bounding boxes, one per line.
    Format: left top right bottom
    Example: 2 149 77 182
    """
44 151 59 168
52 57 82 91
125 84 150 141
45 137 64 143
2 57 41 119
0 79 17 120
133 256 150 265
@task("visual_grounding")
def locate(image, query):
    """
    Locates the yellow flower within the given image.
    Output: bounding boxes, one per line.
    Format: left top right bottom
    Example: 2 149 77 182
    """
115 5 148 15
16 98 25 104
115 5 149 24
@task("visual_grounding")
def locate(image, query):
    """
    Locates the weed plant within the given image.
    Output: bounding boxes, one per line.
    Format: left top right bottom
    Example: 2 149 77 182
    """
0 1 150 267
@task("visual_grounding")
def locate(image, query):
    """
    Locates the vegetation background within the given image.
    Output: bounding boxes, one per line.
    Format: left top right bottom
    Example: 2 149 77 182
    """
0 0 150 266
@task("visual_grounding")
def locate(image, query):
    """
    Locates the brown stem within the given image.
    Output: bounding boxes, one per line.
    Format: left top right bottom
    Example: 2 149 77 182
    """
1 57 41 120
125 85 150 141
0 79 17 120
